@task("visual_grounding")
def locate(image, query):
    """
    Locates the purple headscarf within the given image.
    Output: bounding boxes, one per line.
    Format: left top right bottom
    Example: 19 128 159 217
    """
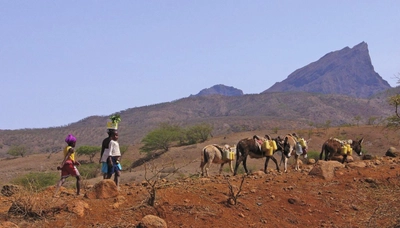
65 134 77 144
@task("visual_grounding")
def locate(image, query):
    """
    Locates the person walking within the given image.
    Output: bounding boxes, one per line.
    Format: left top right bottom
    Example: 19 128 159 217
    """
100 130 122 189
54 134 81 197
100 129 115 179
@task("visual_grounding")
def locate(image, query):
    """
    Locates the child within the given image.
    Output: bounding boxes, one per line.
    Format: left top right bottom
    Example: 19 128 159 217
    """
54 134 81 197
100 130 121 189
100 129 115 179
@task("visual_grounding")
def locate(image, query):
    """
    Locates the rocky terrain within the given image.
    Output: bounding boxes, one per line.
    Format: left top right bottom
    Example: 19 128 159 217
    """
1 125 400 227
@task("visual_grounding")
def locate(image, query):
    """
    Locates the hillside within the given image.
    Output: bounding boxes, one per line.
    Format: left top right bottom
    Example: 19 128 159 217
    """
0 125 400 227
0 90 395 157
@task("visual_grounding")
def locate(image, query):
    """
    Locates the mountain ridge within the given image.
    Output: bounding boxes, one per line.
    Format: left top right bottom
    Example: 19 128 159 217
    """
0 42 396 156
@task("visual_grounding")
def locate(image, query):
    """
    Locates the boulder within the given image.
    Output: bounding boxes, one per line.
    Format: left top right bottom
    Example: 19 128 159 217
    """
386 147 400 157
347 161 367 168
84 179 119 199
137 215 167 228
309 160 345 180
308 158 316 164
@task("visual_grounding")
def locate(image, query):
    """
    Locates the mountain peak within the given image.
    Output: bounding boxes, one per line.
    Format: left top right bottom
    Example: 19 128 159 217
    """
264 42 391 98
191 84 243 97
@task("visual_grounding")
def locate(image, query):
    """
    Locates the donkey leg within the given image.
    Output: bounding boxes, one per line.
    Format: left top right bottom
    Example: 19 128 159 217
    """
295 155 301 171
205 161 212 177
319 148 324 160
243 157 249 174
233 158 242 176
200 164 204 177
284 157 288 173
341 155 348 164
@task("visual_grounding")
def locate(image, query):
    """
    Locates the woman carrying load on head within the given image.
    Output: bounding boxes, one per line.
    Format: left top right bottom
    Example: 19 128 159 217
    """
100 130 122 189
100 129 116 179
54 134 82 197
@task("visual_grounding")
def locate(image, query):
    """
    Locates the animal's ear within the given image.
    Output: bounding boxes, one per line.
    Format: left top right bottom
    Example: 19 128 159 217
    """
359 138 364 144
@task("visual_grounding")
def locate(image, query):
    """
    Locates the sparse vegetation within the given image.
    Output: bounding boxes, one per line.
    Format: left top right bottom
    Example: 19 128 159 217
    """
11 172 59 191
141 159 195 207
7 145 27 157
140 123 213 154
226 174 246 205
76 145 101 163
306 150 320 160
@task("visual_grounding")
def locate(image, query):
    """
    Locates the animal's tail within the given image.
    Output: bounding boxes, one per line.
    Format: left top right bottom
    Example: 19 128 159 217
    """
201 147 209 167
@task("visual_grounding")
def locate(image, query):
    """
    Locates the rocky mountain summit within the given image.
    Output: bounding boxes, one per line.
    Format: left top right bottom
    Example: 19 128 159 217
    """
264 42 391 98
191 84 244 97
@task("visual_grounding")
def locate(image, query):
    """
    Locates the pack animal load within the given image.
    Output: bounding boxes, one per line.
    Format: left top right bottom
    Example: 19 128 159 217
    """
340 140 353 156
261 140 277 156
296 138 307 155
222 146 235 161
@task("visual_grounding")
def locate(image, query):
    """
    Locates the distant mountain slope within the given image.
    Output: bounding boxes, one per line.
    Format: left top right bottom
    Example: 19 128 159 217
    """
264 42 391 98
0 91 394 156
190 84 243 97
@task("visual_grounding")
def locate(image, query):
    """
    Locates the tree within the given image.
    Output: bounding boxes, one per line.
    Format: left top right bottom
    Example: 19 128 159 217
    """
7 145 27 157
387 73 400 126
140 123 182 153
367 116 378 125
184 123 213 144
353 115 361 126
76 145 100 163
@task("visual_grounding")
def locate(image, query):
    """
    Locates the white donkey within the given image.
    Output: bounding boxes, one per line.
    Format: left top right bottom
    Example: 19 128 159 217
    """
200 144 235 177
281 134 309 172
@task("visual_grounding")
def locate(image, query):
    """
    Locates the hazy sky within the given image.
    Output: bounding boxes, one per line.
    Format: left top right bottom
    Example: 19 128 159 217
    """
1 1 399 130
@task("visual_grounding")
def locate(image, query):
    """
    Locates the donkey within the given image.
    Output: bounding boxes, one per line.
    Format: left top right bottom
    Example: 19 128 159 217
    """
200 144 235 177
233 135 284 176
320 137 364 163
281 133 309 172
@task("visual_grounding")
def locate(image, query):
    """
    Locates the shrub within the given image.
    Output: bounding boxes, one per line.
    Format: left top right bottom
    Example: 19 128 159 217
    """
307 150 320 161
7 145 28 157
11 172 59 191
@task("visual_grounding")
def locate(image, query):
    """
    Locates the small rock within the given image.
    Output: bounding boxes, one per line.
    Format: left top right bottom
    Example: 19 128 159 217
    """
288 198 296 204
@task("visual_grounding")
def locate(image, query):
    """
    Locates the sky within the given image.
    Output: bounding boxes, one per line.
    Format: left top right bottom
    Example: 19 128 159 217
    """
1 1 399 130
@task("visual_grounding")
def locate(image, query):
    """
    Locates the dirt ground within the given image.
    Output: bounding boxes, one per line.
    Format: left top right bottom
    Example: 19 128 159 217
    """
1 126 400 227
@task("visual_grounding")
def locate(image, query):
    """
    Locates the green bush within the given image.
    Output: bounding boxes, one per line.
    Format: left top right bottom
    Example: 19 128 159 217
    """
11 172 59 191
140 123 182 153
307 150 320 160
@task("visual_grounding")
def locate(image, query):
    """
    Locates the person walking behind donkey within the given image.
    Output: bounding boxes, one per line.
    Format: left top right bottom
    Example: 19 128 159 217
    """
54 134 81 197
